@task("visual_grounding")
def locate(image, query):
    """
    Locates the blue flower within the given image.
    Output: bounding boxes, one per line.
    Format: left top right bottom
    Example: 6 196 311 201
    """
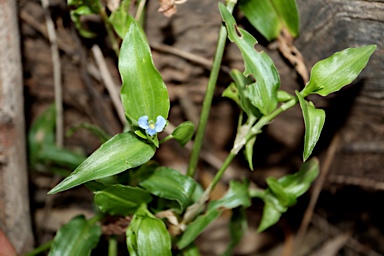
138 115 167 136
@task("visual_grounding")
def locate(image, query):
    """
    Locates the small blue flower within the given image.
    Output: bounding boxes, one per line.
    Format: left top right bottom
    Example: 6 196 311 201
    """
138 115 167 136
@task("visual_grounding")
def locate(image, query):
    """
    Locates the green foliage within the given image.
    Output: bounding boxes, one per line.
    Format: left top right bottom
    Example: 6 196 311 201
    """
302 45 377 97
39 0 377 254
239 0 299 41
251 158 319 231
119 21 170 127
93 184 153 215
48 132 156 194
220 4 280 115
171 121 195 147
137 166 197 212
127 205 172 256
296 92 326 162
178 180 251 249
67 0 102 38
28 105 85 175
109 0 134 39
48 215 101 256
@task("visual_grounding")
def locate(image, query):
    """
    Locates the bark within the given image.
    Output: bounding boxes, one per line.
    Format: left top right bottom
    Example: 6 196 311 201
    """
0 0 34 253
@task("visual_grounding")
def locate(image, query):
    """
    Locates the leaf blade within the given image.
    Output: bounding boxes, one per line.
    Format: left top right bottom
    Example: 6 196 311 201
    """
49 132 155 194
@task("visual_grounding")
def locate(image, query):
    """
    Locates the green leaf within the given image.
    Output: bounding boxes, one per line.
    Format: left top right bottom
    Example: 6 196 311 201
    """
48 215 101 256
245 136 256 170
253 158 319 231
48 132 156 194
178 180 250 249
181 243 200 256
137 216 172 256
177 209 221 250
70 6 99 38
208 180 251 211
39 145 85 170
230 69 261 118
277 90 294 102
172 121 195 147
266 177 289 206
222 207 248 256
257 195 287 232
296 92 325 161
28 105 56 167
119 21 170 124
239 0 299 41
222 82 240 106
220 4 280 115
67 0 102 11
94 184 152 215
138 166 197 212
109 0 134 39
302 45 376 97
278 158 320 198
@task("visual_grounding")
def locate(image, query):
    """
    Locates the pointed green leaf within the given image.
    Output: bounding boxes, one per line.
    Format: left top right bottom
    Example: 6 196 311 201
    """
239 0 279 41
302 45 376 97
222 207 248 256
239 0 299 41
178 180 250 249
48 132 155 194
208 180 251 211
109 0 134 39
138 166 197 212
253 159 319 231
277 90 294 102
137 217 172 256
48 215 101 256
94 184 152 215
119 21 170 124
278 158 319 198
257 197 285 232
230 69 261 117
222 82 241 106
220 4 280 115
266 177 289 206
245 136 256 170
172 121 195 147
28 105 56 167
177 209 221 250
296 92 325 161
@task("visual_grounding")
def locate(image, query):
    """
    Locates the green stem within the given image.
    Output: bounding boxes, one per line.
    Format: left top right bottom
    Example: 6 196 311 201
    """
186 2 236 177
159 135 173 144
108 236 118 256
209 99 299 196
99 8 120 57
24 241 53 256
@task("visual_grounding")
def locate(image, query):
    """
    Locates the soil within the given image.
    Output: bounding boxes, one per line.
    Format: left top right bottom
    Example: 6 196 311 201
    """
16 0 384 255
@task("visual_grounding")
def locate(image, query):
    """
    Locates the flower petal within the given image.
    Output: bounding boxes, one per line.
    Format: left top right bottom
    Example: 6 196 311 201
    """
155 116 167 132
147 128 157 136
138 116 149 129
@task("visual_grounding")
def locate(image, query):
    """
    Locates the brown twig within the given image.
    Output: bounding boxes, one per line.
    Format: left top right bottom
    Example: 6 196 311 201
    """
296 134 340 250
91 45 127 126
277 28 309 84
41 0 63 147
150 43 231 73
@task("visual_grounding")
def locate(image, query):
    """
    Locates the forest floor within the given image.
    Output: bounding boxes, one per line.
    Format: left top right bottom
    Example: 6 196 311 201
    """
18 0 384 255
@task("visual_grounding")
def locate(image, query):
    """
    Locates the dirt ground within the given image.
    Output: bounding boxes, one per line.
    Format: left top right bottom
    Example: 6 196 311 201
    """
15 0 384 255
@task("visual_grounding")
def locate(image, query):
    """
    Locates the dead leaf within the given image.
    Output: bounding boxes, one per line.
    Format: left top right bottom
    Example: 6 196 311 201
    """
158 0 177 17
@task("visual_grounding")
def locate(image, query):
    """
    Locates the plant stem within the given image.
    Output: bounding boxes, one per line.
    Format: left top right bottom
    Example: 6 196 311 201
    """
208 98 298 199
108 236 118 256
186 2 236 177
25 240 53 256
